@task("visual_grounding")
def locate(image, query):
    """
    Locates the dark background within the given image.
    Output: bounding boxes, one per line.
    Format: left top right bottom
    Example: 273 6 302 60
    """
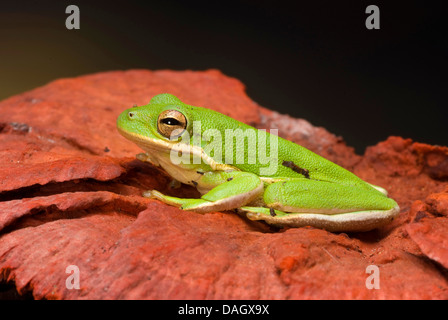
1 0 446 153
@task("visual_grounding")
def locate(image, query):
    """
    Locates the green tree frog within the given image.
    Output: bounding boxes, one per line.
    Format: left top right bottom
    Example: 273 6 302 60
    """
117 94 399 232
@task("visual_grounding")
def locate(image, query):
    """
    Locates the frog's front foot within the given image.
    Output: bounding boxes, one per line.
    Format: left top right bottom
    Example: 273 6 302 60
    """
142 189 209 211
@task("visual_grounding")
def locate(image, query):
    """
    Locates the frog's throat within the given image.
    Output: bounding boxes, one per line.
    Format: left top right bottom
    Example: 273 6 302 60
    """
118 129 238 172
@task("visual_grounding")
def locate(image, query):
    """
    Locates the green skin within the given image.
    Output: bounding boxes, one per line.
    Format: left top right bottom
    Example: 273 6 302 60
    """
117 94 400 232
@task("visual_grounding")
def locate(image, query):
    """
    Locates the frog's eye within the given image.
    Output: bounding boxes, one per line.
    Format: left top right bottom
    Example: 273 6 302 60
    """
157 110 187 139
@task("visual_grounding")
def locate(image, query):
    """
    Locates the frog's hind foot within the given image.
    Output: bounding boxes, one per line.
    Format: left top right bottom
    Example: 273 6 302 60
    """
242 206 400 232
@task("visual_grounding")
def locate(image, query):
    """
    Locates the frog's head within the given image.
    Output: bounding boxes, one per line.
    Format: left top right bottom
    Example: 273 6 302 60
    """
117 93 195 152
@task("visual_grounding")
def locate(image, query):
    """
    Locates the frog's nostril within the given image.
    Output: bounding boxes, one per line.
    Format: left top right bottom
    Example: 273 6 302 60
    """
128 112 135 119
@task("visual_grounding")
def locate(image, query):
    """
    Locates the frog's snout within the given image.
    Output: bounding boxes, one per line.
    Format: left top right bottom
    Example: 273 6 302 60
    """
117 109 136 131
117 109 138 125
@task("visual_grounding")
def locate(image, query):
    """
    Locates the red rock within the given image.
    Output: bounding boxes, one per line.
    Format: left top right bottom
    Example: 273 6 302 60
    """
0 123 125 193
408 200 430 223
407 218 448 270
0 191 148 230
354 136 448 213
404 188 448 270
425 190 448 217
413 143 448 180
0 70 447 299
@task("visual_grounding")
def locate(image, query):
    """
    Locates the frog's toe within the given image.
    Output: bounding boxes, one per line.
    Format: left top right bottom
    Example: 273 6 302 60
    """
142 189 166 199
142 190 155 198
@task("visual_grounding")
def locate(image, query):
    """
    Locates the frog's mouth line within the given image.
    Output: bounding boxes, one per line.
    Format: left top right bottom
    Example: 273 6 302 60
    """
117 126 205 161
117 127 176 152
117 127 238 172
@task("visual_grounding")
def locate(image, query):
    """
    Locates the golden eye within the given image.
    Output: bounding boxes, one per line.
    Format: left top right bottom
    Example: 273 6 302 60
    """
157 110 187 139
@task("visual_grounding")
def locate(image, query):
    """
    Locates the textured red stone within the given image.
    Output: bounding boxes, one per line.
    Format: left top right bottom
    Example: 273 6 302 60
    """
407 217 448 270
425 188 448 217
0 70 447 299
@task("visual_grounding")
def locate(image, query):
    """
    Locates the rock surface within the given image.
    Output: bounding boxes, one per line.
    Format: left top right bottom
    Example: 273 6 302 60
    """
0 69 447 299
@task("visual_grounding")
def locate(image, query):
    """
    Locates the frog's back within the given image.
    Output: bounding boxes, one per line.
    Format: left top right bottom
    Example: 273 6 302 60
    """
202 112 374 192
176 99 375 192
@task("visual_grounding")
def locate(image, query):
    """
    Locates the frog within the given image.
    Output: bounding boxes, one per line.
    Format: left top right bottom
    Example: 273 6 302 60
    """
116 93 400 232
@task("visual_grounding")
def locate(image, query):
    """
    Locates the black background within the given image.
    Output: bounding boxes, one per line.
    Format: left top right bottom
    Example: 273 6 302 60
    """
1 0 446 153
